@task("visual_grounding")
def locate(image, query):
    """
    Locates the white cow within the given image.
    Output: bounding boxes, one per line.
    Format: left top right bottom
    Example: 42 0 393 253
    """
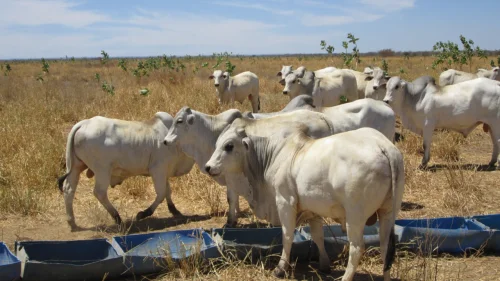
163 108 243 226
246 98 396 142
209 70 260 113
345 68 388 101
277 65 336 85
163 107 334 226
205 124 404 281
57 112 195 231
363 67 391 100
283 69 358 107
439 67 500 86
383 76 500 168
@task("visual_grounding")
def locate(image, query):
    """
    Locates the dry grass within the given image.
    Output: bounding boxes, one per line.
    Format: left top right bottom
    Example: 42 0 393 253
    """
1 55 500 280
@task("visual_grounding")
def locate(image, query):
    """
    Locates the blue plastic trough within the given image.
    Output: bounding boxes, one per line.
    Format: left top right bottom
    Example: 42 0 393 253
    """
15 239 126 281
394 216 490 254
300 223 381 260
211 227 311 262
112 228 219 277
0 242 21 281
469 214 500 252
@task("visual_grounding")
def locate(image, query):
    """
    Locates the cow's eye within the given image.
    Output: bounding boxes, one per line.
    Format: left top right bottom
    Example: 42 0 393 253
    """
223 75 227 78
292 80 296 84
224 143 234 152
395 85 400 90
177 119 183 124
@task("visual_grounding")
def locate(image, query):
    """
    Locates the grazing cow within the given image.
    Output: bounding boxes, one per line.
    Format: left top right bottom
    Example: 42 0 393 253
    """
277 65 336 85
283 70 358 107
383 76 500 168
246 98 396 142
205 125 404 281
439 67 500 86
163 108 334 226
209 70 260 113
57 112 195 231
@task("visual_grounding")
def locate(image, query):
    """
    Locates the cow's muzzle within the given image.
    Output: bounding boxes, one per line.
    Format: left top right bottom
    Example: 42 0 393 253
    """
383 100 390 104
205 165 220 177
214 84 219 87
163 136 176 146
282 91 288 95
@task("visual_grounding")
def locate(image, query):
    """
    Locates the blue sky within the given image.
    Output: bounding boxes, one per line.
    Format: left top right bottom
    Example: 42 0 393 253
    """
1 0 499 59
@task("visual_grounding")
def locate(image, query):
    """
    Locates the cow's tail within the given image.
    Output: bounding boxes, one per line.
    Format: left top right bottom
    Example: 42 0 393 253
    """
383 147 404 273
57 120 86 192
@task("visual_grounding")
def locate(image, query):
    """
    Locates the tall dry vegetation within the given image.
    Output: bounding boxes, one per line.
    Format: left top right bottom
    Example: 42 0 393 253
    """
0 54 497 217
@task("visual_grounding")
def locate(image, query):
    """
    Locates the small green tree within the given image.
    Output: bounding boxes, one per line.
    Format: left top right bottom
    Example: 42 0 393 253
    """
432 35 487 71
3 63 11 76
320 40 335 62
118 59 127 72
100 50 109 65
41 58 50 74
381 59 389 76
321 33 361 69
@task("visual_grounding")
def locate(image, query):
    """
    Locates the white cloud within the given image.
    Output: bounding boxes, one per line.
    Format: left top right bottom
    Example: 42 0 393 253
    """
301 12 382 26
358 0 416 12
0 9 323 58
213 1 294 16
0 0 110 28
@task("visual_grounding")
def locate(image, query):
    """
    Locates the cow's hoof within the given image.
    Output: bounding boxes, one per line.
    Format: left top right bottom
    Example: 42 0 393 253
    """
68 221 79 232
136 208 153 221
273 267 286 278
167 203 182 216
223 222 237 228
113 214 123 225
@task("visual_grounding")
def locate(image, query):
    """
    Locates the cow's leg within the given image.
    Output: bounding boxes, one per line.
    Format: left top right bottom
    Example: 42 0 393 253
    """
62 162 86 231
310 217 330 273
225 188 239 227
93 171 121 225
136 170 169 220
273 199 297 278
378 208 396 281
341 214 365 281
420 121 435 169
251 94 260 113
165 181 182 216
488 126 500 167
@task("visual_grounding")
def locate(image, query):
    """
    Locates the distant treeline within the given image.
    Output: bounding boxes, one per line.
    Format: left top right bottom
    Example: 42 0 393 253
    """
3 49 500 62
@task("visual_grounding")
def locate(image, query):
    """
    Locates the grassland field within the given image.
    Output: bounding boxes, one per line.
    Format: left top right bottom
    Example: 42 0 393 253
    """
1 55 500 280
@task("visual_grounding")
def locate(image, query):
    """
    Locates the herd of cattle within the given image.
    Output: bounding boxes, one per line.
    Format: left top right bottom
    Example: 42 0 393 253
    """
56 64 500 281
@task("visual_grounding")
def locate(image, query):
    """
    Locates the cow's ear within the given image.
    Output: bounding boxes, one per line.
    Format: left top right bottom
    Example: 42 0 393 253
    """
297 78 302 85
365 76 373 81
279 79 285 85
187 115 194 125
209 75 214 79
242 137 251 151
401 81 407 88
